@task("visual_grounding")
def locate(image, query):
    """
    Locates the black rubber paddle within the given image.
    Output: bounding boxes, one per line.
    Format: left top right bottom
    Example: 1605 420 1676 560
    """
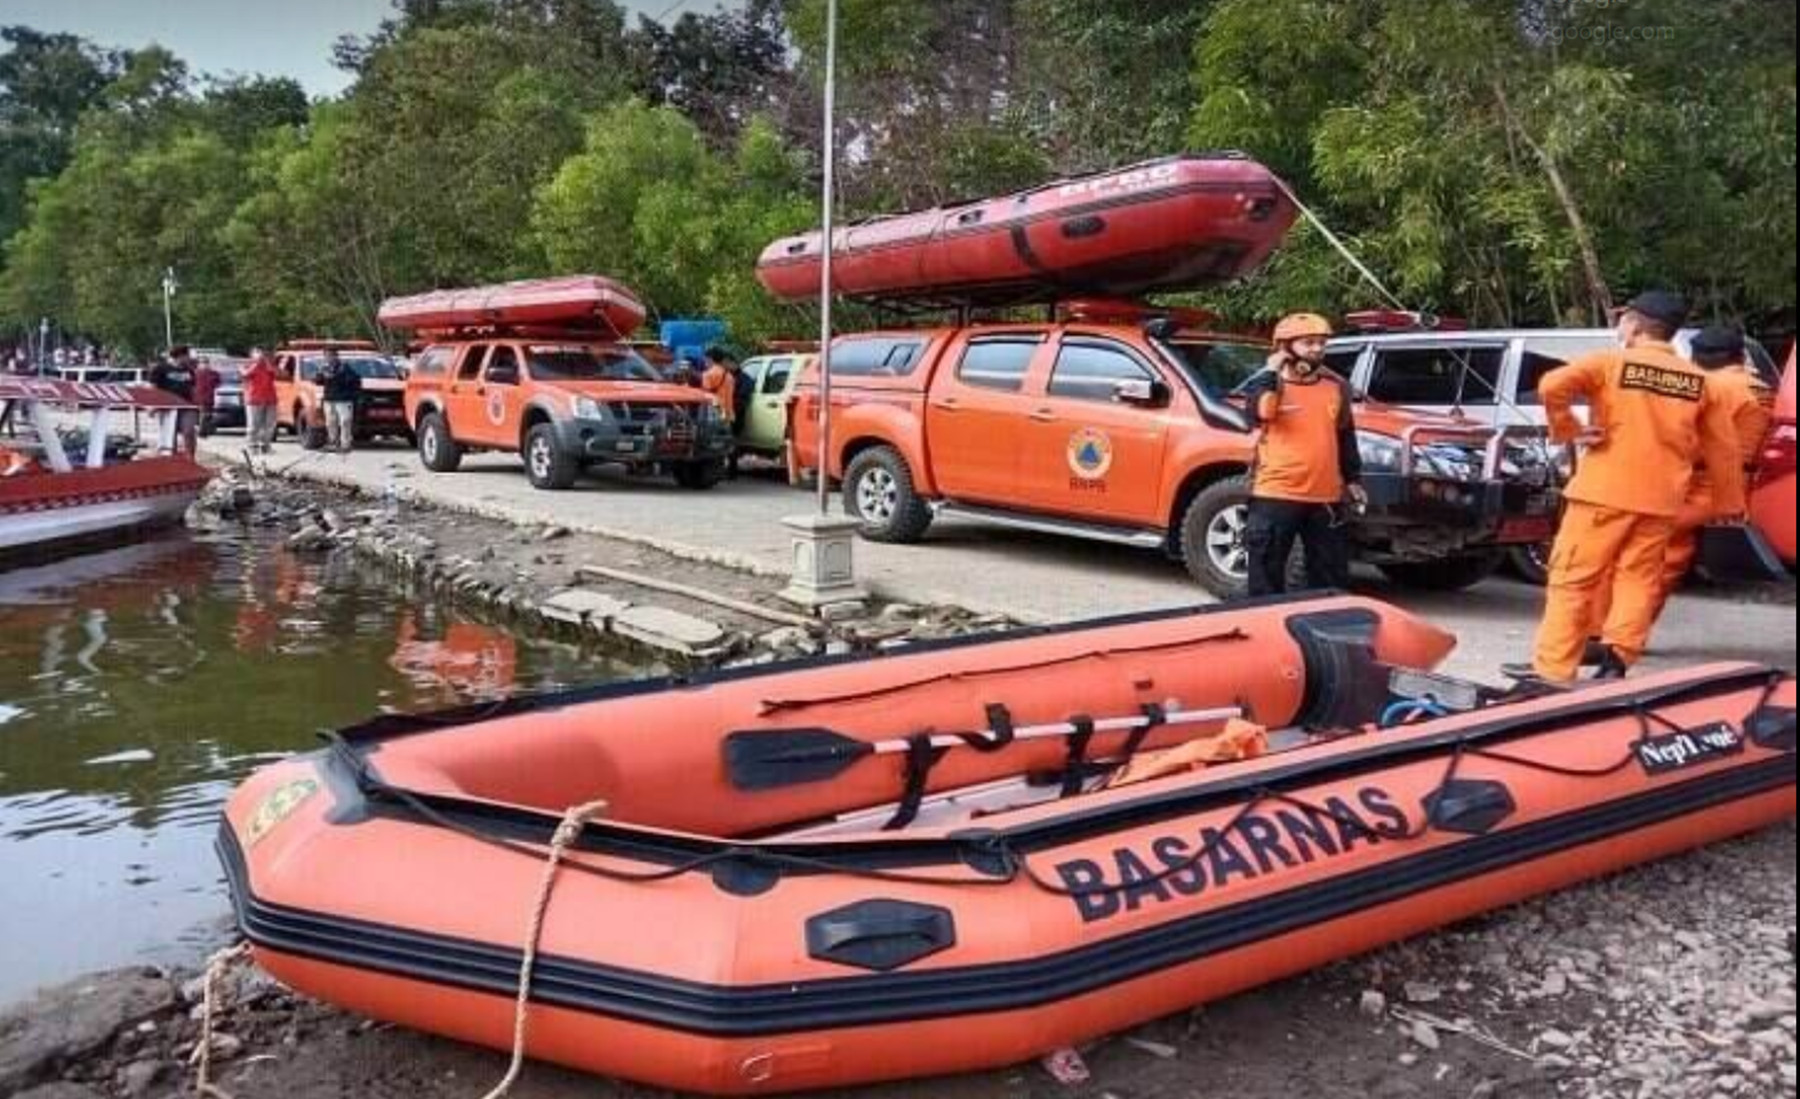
725 706 1243 791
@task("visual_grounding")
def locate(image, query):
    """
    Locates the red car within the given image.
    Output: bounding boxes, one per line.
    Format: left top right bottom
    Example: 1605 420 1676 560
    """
1750 348 1797 566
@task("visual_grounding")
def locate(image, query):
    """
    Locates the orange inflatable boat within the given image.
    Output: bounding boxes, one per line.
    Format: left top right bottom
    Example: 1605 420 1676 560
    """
219 595 1796 1095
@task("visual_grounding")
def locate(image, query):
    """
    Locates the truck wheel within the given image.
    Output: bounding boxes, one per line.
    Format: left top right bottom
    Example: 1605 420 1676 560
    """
673 459 725 491
1180 476 1255 598
1180 476 1311 597
1506 543 1551 586
845 447 933 543
524 424 578 491
1380 552 1503 592
417 413 462 473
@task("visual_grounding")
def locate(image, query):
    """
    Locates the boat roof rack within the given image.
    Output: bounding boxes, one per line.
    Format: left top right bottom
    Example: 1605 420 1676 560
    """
414 324 635 343
280 339 382 352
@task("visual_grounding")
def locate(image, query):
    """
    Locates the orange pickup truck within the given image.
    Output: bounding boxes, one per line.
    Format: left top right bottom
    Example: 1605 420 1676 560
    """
791 316 1560 596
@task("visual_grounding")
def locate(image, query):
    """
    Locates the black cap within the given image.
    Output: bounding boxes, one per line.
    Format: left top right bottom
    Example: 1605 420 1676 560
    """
1625 291 1689 331
1691 325 1747 363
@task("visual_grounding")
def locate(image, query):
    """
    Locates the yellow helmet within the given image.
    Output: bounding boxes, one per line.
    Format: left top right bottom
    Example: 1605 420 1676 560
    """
1272 312 1334 344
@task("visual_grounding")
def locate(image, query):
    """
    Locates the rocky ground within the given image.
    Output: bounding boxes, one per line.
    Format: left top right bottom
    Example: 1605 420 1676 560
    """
184 463 1011 668
2 466 1794 1099
2 822 1789 1099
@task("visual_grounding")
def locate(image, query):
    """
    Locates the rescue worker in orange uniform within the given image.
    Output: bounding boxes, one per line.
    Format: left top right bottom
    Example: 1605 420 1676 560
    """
1586 325 1774 641
1522 292 1748 684
1238 313 1366 596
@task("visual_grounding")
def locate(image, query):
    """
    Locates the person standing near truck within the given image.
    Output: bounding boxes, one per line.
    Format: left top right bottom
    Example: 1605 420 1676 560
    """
1523 292 1748 684
193 356 222 437
1238 313 1366 596
1583 325 1774 642
702 347 744 478
319 348 362 454
150 346 199 455
243 348 280 454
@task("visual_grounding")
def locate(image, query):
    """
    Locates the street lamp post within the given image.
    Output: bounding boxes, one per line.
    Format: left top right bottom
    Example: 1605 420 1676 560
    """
161 267 178 352
780 0 866 613
815 0 840 517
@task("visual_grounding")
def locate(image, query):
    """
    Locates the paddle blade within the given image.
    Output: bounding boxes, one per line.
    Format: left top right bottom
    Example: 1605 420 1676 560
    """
725 728 876 791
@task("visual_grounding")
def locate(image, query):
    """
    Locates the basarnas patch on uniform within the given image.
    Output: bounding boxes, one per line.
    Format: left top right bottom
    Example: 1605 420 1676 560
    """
1621 363 1704 402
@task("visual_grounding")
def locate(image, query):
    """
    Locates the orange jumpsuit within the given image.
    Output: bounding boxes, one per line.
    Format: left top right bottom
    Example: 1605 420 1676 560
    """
1591 366 1774 629
1532 342 1748 682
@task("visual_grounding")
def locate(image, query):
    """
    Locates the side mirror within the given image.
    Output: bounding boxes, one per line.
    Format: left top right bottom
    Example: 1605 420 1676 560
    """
1115 379 1172 409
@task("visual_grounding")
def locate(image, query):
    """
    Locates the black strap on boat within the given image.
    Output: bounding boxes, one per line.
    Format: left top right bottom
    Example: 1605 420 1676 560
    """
1117 702 1168 763
1060 715 1098 798
886 733 950 832
974 704 1017 752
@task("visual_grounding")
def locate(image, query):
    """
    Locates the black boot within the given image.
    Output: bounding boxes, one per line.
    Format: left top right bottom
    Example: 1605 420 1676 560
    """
1592 646 1629 681
1580 638 1611 667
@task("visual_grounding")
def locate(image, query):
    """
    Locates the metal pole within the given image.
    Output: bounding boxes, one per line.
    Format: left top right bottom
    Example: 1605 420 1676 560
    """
814 0 839 517
162 267 176 352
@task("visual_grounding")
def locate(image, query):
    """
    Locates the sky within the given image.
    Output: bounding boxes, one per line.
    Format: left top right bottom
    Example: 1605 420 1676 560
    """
0 0 733 96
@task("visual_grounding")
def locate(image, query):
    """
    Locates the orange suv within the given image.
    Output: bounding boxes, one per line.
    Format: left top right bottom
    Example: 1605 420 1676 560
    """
791 313 1559 596
403 333 733 491
274 340 411 449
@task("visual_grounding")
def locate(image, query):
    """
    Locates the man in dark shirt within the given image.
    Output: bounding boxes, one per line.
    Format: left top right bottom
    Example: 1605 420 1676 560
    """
319 349 362 454
149 347 199 454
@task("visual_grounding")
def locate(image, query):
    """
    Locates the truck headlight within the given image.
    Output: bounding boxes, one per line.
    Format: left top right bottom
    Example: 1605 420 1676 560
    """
572 396 612 422
1357 431 1404 473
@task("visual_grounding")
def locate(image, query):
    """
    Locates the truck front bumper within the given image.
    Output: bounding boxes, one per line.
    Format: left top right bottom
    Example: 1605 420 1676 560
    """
559 418 735 464
1361 473 1559 547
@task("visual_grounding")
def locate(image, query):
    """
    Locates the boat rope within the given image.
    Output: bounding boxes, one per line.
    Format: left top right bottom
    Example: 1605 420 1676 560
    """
323 672 1785 905
1012 679 1788 901
757 629 1248 716
479 798 611 1099
1270 178 1408 312
190 941 252 1099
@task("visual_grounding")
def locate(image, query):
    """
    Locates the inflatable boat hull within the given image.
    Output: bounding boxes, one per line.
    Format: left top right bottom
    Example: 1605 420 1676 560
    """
219 597 1796 1095
757 155 1297 305
378 276 647 336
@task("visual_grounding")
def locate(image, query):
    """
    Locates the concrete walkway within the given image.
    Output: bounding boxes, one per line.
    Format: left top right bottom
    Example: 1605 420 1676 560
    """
203 435 1798 680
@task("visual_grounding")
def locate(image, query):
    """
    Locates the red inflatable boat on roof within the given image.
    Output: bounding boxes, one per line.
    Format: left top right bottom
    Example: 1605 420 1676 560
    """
378 276 647 336
757 154 1298 305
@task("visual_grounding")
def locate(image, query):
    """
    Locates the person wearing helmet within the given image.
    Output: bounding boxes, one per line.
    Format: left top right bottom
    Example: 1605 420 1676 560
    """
1237 313 1366 597
1515 292 1748 685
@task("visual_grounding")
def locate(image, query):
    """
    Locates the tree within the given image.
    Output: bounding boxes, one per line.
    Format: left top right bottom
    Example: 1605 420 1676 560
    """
627 0 795 147
1190 0 1797 328
533 102 814 342
0 27 124 243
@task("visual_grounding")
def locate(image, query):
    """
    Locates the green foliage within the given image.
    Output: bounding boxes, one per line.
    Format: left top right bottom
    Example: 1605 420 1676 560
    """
1193 0 1797 328
1 1 1794 355
533 103 814 343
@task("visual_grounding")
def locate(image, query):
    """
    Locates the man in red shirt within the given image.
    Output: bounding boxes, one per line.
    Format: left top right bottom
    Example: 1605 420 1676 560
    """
243 349 280 454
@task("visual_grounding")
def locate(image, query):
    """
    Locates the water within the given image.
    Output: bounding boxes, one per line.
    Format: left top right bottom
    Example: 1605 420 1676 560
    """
0 531 644 1005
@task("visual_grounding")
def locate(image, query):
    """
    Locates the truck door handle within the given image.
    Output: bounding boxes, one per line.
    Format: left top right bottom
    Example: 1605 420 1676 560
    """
1029 409 1057 423
932 398 961 412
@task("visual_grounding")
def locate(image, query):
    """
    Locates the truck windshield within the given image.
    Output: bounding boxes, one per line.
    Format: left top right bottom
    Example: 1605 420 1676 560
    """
1161 340 1269 395
528 347 661 383
299 356 401 381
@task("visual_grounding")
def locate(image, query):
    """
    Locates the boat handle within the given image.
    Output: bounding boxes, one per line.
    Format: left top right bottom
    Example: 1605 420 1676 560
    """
807 903 957 972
